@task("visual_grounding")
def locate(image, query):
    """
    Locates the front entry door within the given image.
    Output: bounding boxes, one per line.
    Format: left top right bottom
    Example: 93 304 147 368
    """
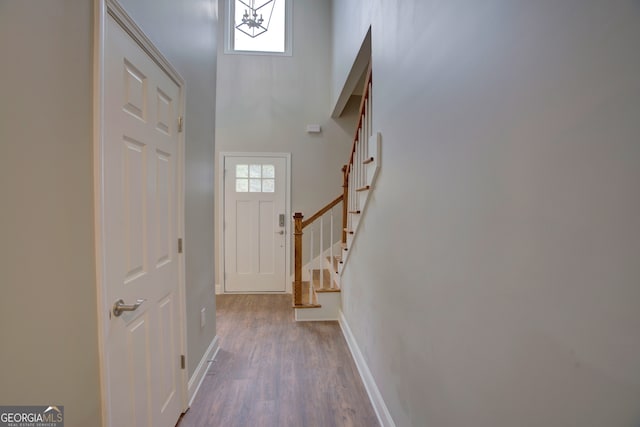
103 13 182 427
224 155 288 292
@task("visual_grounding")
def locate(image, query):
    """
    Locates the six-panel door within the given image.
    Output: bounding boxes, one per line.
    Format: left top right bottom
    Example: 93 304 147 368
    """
104 14 182 427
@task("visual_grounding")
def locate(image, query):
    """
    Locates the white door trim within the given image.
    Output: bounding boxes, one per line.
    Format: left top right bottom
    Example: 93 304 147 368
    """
218 152 292 294
93 1 188 424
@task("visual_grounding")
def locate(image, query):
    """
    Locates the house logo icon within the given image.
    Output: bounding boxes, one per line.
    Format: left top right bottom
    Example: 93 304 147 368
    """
44 406 62 415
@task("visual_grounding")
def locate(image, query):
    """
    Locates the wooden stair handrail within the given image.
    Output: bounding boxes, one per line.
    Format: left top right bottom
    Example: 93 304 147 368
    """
301 194 343 229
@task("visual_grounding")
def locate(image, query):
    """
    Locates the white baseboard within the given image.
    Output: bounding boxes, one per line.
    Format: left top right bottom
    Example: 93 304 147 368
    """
339 310 395 427
215 283 222 294
187 335 220 407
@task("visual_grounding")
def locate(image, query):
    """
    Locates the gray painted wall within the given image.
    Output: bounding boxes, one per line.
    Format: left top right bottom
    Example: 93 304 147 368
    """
0 0 217 425
0 1 100 426
215 0 355 284
333 1 640 426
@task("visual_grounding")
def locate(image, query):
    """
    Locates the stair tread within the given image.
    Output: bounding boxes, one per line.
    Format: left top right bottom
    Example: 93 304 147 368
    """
316 287 341 293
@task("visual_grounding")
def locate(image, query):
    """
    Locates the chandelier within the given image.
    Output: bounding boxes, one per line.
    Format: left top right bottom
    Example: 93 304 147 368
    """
236 0 276 38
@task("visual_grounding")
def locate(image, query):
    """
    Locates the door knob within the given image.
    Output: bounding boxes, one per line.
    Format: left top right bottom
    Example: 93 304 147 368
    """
112 298 146 317
275 230 285 235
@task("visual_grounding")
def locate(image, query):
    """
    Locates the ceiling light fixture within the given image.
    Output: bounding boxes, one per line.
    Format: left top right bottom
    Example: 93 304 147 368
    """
236 0 276 38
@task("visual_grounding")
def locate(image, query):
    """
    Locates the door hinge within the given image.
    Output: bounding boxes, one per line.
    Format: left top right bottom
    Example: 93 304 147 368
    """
180 355 186 370
178 116 184 133
178 238 183 254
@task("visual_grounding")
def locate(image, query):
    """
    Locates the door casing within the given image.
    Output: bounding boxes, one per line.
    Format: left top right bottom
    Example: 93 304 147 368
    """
93 1 188 424
218 152 292 294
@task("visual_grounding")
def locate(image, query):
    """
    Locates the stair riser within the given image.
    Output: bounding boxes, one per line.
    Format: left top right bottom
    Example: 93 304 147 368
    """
295 292 341 321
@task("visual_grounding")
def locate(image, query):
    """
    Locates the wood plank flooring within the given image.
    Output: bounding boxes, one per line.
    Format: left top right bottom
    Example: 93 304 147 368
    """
177 294 379 427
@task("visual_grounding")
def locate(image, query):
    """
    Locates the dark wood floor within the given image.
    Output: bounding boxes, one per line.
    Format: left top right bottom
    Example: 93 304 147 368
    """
177 294 379 427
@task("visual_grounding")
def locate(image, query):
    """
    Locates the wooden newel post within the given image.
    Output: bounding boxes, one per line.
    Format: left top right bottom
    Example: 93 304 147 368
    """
341 165 349 244
293 212 304 306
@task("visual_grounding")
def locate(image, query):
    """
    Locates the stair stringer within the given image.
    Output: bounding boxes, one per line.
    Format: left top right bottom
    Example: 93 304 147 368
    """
339 132 381 276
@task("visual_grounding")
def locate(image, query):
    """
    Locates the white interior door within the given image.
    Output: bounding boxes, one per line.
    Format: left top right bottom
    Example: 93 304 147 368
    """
103 13 183 427
224 155 288 292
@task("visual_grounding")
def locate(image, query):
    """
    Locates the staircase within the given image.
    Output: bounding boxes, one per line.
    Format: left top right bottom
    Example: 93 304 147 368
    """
292 198 343 321
292 65 379 321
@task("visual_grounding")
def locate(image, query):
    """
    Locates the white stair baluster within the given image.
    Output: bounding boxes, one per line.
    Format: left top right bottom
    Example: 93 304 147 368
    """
348 167 352 231
363 102 368 170
352 165 356 211
353 164 356 212
369 81 372 139
356 131 360 190
330 208 334 282
359 128 363 187
361 116 365 185
367 89 372 157
356 131 360 209
356 127 365 204
350 171 354 229
362 89 367 163
356 132 360 193
320 215 324 289
309 226 314 303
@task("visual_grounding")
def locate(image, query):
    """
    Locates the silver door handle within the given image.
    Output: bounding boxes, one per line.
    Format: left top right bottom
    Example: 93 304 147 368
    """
113 298 146 317
275 230 285 235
